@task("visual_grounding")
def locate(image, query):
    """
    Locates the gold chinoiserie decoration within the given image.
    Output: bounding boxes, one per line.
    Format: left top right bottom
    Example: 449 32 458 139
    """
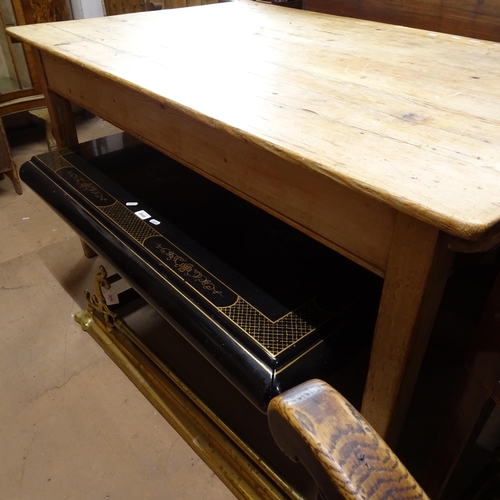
82 264 117 331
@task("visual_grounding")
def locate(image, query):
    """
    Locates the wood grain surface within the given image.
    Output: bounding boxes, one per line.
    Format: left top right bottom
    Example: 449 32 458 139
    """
269 379 430 500
361 213 453 440
7 0 500 445
7 1 500 246
39 49 397 274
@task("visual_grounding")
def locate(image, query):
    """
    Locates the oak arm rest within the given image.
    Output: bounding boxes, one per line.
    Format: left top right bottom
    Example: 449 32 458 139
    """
268 379 430 500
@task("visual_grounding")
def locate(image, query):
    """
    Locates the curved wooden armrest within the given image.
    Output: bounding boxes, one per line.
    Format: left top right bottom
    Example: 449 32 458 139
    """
268 379 430 500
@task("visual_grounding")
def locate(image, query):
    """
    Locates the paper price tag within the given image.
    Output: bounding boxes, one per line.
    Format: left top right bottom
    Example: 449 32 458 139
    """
134 210 151 220
101 286 119 306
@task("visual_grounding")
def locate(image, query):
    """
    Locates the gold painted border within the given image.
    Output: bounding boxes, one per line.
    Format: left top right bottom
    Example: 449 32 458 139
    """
34 149 338 357
30 162 273 373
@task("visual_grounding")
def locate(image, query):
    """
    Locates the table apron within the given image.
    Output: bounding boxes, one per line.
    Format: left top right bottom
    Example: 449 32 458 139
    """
42 51 398 276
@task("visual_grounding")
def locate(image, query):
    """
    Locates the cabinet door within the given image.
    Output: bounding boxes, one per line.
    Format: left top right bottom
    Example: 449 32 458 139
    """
0 0 72 100
0 0 32 93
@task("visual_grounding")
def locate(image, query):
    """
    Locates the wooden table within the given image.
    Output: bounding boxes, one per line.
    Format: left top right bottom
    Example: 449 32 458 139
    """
8 0 500 443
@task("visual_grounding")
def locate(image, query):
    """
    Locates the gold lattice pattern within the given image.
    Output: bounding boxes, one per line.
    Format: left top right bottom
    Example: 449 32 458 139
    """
221 297 334 355
100 202 159 244
38 149 336 356
36 149 74 173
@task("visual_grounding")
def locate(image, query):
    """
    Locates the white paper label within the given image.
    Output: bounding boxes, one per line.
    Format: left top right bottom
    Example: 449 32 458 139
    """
134 210 151 220
101 286 119 306
149 219 161 225
126 201 139 207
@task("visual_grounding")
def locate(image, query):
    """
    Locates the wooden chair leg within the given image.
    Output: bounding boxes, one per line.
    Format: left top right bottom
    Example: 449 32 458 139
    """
4 161 22 194
0 118 22 194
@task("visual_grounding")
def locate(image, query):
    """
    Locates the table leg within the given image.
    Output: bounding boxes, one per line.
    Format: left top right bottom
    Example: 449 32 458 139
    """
361 212 453 444
31 49 78 149
31 49 93 255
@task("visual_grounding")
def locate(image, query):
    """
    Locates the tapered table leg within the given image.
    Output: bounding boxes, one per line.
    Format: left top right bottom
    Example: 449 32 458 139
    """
361 213 453 444
31 48 95 256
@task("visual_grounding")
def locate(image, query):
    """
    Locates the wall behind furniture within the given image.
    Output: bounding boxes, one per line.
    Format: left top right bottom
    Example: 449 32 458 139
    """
70 0 104 18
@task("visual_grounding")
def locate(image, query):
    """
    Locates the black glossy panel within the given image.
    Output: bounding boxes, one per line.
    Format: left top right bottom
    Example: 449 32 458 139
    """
20 133 381 411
